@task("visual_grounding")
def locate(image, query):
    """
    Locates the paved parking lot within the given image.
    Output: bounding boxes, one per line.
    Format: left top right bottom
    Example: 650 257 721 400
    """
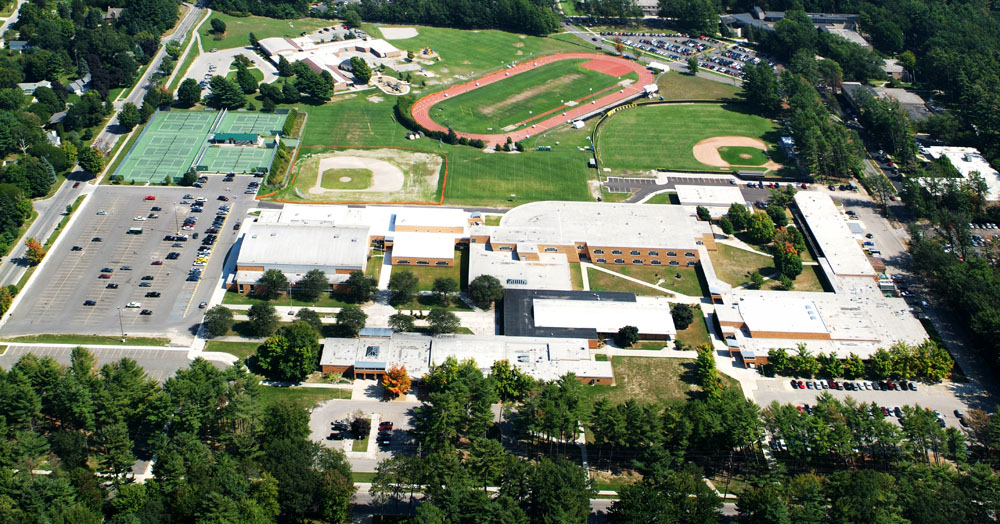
596 31 770 80
310 396 420 471
754 377 976 428
0 345 226 382
1 176 261 342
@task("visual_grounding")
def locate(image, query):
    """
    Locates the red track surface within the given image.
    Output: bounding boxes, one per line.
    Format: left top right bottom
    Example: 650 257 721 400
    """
411 53 654 145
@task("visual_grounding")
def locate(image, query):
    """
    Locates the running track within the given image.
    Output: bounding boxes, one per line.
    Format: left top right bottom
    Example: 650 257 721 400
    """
411 53 654 145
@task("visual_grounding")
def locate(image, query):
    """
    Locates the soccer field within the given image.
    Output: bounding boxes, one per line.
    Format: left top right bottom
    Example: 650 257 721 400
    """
596 103 780 172
429 59 636 134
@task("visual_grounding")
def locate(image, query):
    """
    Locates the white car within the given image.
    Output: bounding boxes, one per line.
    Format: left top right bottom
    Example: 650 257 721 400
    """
125 302 141 308
133 216 146 221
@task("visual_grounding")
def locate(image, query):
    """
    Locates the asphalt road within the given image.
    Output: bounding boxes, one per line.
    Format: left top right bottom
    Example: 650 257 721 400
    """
1 175 260 342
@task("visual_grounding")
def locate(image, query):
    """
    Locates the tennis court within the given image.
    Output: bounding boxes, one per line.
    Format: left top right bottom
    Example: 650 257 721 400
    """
217 112 287 136
113 111 218 183
198 145 276 174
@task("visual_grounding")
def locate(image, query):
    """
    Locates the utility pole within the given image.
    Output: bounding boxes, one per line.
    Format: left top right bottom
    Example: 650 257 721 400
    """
117 306 125 342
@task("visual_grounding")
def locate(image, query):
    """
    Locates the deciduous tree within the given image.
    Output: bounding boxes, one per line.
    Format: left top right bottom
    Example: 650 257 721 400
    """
468 274 504 309
336 305 367 337
345 270 376 303
203 305 234 337
294 269 329 302
388 270 418 306
427 308 460 334
247 302 279 337
24 237 44 265
382 365 412 397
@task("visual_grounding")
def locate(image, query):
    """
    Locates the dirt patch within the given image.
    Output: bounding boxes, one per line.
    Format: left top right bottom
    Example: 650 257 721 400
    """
480 73 583 117
297 149 443 202
739 153 752 159
692 136 782 171
513 42 525 48
367 95 384 103
379 27 418 39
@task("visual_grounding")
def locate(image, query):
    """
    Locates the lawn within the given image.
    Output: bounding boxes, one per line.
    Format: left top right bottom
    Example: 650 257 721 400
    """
710 244 774 288
581 356 738 406
366 254 384 281
225 67 265 83
766 264 827 292
587 267 670 296
168 42 201 91
485 215 502 226
655 71 741 101
352 420 372 451
393 248 468 290
429 58 635 134
200 14 329 50
676 306 712 348
569 263 584 290
282 94 596 207
643 192 679 205
0 334 170 346
596 103 780 172
590 264 707 297
257 385 352 407
203 340 259 360
718 146 770 167
222 290 357 308
321 168 373 189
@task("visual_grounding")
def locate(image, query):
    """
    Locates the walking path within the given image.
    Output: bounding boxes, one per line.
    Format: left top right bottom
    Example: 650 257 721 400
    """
410 52 653 145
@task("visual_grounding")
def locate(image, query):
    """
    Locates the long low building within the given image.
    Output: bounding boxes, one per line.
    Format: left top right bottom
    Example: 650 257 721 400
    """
503 289 676 342
257 36 403 91
923 146 1000 201
793 192 877 279
320 330 615 385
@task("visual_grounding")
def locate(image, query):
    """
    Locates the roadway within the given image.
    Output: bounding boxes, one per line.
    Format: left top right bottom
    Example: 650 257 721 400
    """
0 3 206 291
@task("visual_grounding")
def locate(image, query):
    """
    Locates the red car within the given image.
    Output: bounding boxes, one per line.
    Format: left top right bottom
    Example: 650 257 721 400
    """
144 195 156 200
151 260 163 265
98 273 111 279
73 182 80 188
378 421 393 431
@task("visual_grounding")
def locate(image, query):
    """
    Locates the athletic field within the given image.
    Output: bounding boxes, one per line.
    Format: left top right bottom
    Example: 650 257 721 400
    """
596 103 780 172
217 111 287 136
111 111 216 183
198 146 276 174
429 58 635 134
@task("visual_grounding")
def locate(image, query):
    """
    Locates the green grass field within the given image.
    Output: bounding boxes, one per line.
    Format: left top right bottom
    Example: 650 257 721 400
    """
589 264 706 297
226 67 265 83
655 71 741 101
586 267 670 296
643 192 679 205
429 59 634 134
200 14 329 50
581 357 738 407
710 244 828 292
596 103 779 172
257 386 351 408
718 146 770 166
0 334 170 346
203 341 259 360
321 168 372 189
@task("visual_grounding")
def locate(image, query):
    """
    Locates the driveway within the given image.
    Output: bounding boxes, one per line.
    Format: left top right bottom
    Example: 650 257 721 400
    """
184 47 279 97
310 396 421 472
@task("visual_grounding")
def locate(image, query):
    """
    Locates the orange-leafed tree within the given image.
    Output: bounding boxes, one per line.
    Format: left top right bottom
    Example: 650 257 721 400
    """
25 237 45 265
382 365 412 397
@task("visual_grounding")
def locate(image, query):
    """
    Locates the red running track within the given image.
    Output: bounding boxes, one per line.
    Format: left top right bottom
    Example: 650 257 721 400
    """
410 53 654 145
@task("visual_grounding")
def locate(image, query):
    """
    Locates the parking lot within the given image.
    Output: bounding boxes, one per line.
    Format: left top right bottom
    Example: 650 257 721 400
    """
596 31 770 79
754 377 975 429
1 175 261 342
309 396 420 471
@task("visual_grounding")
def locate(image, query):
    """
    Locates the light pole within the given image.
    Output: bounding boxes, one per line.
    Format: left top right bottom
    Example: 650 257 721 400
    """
117 306 125 342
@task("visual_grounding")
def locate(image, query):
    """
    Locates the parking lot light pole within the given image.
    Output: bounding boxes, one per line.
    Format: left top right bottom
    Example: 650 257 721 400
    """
117 306 125 342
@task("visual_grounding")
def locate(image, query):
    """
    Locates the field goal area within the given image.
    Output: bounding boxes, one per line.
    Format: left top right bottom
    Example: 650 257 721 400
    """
113 110 289 183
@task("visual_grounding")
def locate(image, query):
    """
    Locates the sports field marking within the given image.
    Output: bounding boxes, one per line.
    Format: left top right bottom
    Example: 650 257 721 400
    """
320 168 374 190
309 156 403 193
692 136 782 171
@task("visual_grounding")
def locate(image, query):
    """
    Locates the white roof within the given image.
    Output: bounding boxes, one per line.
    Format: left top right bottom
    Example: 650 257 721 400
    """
675 185 746 207
391 232 455 260
394 207 468 229
532 296 676 336
256 204 472 238
736 295 828 335
794 192 876 277
239 223 369 269
925 146 1000 200
496 201 706 249
467 243 572 290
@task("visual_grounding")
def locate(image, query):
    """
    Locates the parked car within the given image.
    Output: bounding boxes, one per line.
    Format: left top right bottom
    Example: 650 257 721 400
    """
140 309 153 315
83 300 96 306
106 283 118 289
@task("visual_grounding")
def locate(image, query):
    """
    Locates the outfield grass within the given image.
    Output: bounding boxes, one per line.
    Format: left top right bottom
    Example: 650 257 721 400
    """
257 386 352 408
596 103 779 172
429 59 635 134
718 146 769 166
590 264 706 297
203 340 259 360
200 14 328 50
286 95 595 207
581 357 738 406
655 71 741 101
321 168 373 189
0 334 170 346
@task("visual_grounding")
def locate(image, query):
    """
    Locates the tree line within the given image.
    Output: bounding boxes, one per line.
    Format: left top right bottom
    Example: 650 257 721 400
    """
766 340 954 382
0 347 354 522
348 0 561 36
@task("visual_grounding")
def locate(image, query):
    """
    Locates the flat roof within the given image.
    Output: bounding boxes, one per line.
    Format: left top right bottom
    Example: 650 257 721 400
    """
532 296 676 336
925 146 1000 200
239 223 369 269
256 204 472 238
674 185 746 207
391 232 455 260
503 288 639 338
394 207 468 229
467 243 572 290
794 192 876 277
496 201 704 249
736 295 828 335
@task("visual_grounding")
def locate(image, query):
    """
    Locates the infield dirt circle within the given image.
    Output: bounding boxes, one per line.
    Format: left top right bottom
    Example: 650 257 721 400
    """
411 52 653 146
692 136 783 171
309 156 403 194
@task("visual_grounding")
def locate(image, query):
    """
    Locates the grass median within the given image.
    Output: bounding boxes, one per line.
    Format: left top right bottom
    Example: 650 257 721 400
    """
0 334 170 346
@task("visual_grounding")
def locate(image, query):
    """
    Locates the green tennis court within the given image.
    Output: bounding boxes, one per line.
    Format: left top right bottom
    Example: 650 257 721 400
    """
217 112 287 136
199 145 276 174
113 111 218 183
